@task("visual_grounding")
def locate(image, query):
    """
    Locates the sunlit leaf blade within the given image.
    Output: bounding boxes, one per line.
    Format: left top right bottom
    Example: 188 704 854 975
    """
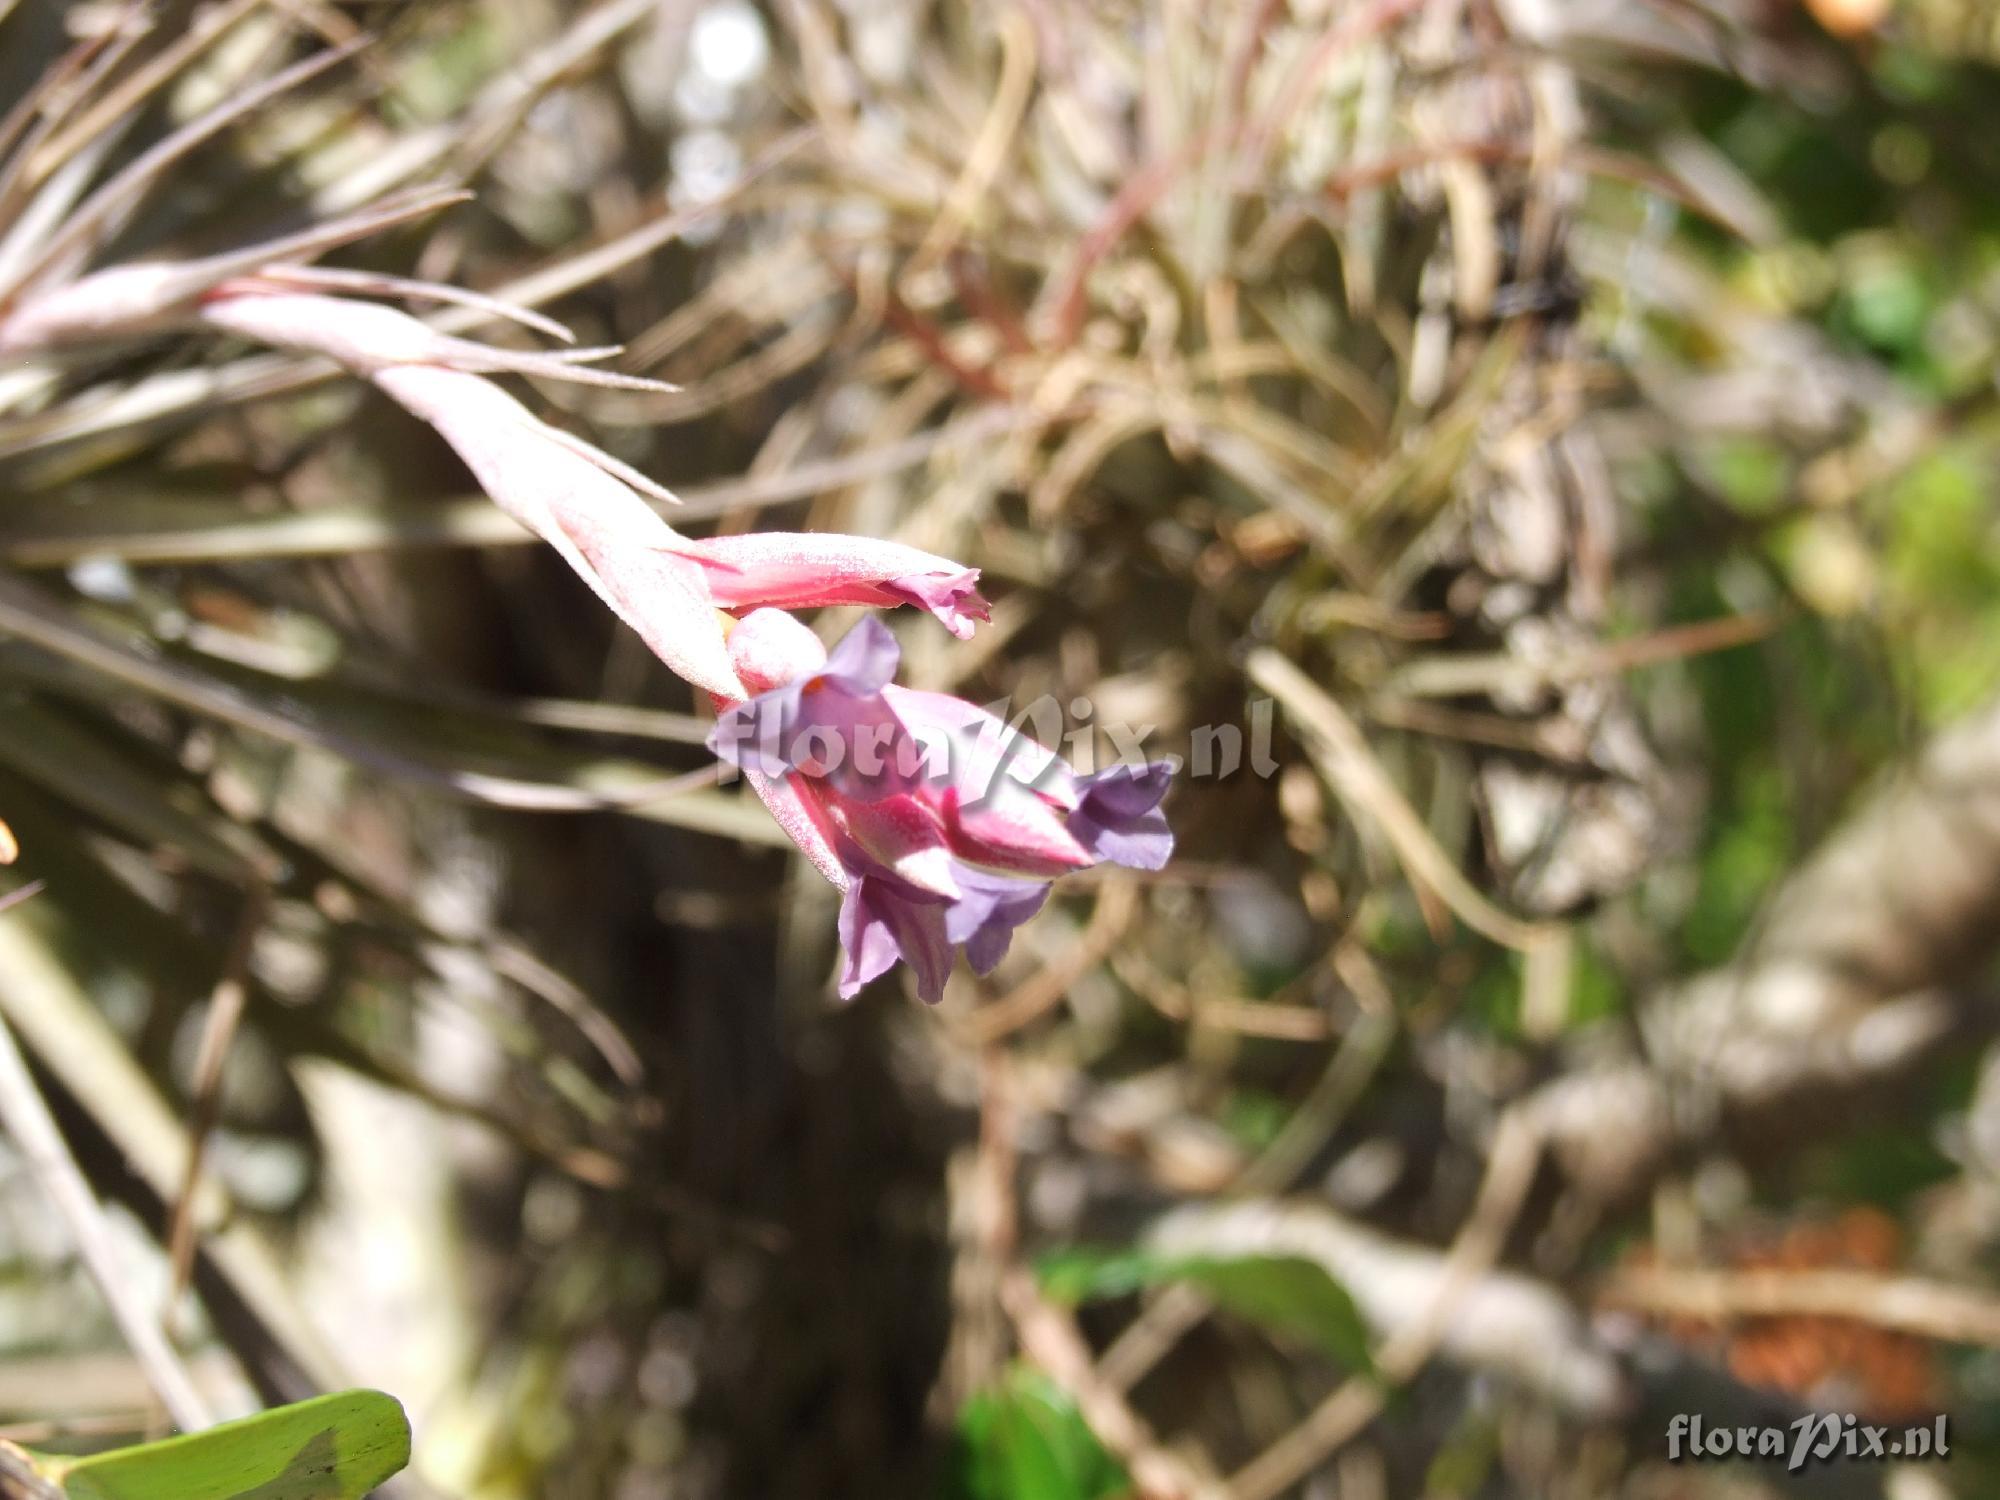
51 1390 409 1500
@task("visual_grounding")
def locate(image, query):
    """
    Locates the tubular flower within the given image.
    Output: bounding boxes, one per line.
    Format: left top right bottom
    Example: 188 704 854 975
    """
710 613 1174 1002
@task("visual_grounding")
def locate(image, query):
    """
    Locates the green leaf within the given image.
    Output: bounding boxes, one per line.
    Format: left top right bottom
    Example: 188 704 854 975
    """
1185 1256 1375 1371
50 1390 409 1500
1032 1247 1159 1304
1038 1247 1375 1373
947 1368 1126 1500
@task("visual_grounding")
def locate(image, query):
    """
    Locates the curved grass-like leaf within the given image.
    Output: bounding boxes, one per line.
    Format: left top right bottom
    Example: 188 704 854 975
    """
44 1389 409 1500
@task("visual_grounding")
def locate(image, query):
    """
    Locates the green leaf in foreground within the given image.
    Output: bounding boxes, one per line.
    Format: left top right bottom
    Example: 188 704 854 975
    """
947 1367 1127 1500
1038 1247 1376 1374
50 1389 410 1500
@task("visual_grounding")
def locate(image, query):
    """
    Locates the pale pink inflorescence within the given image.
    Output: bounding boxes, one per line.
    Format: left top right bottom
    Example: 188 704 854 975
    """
0 223 1166 1001
0 39 1076 998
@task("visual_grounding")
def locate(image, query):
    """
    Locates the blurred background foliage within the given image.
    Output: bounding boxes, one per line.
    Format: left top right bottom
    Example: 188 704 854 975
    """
1 0 2000 1497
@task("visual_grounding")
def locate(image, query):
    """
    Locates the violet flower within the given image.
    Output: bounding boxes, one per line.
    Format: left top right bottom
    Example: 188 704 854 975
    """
709 614 1174 1001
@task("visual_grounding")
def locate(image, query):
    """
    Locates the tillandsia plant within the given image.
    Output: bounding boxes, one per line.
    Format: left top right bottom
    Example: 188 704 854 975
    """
0 38 1171 1004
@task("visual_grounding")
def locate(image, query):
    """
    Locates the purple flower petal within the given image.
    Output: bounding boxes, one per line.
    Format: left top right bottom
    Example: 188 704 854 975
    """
820 613 901 692
837 878 903 994
945 868 1051 976
884 569 991 640
1069 762 1175 871
836 872 953 1003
